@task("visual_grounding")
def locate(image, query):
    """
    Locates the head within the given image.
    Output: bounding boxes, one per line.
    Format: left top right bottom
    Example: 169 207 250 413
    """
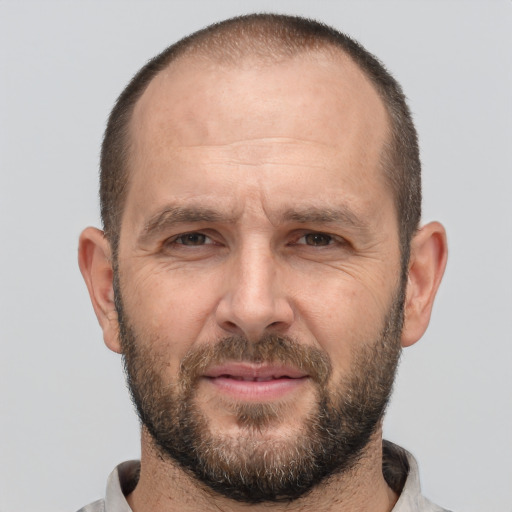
79 13 447 504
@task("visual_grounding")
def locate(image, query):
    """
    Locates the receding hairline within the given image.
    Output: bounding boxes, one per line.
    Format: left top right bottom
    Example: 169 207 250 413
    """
125 13 394 137
131 40 388 125
134 35 386 128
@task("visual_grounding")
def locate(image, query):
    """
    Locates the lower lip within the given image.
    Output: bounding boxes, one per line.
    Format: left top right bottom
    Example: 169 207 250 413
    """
203 376 309 401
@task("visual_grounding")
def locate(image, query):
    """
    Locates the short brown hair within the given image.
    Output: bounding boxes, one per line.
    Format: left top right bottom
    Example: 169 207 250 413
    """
100 13 421 266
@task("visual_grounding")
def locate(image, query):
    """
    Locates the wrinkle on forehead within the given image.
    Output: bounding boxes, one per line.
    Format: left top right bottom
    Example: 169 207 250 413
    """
173 136 331 150
166 137 335 171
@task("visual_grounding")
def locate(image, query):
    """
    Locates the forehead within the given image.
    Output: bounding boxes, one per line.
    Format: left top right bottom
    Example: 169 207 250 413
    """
130 49 388 158
124 50 391 227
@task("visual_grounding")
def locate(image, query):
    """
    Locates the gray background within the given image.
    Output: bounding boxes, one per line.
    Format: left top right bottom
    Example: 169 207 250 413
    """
1 1 511 511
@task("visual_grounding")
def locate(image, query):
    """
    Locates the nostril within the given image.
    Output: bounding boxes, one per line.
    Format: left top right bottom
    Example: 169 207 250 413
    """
220 320 242 334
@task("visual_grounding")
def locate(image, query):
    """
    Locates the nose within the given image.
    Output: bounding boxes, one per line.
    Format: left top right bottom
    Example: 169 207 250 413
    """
215 241 294 340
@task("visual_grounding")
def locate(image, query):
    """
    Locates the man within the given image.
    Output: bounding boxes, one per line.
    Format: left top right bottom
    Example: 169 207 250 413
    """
78 13 448 512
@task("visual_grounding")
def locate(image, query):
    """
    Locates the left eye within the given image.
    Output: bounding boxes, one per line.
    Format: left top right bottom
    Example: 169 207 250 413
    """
174 233 210 246
298 233 334 246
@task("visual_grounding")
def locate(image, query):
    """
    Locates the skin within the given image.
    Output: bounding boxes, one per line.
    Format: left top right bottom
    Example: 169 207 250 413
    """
79 49 447 512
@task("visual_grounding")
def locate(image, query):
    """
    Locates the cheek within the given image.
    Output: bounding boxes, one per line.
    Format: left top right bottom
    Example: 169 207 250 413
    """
294 275 393 375
119 264 223 358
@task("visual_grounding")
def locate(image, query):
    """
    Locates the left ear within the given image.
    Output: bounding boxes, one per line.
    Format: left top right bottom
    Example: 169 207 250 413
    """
401 221 448 347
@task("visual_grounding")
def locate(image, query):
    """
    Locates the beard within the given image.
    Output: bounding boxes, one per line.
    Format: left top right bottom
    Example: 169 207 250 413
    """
115 279 404 504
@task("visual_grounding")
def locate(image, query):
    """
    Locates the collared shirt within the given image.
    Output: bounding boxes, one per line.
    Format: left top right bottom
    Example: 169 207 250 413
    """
77 442 451 512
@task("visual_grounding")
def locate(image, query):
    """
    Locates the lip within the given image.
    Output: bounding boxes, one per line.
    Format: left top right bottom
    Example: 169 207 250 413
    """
202 363 309 401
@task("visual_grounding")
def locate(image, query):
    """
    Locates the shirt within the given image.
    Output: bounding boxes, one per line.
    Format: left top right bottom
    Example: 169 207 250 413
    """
77 442 451 512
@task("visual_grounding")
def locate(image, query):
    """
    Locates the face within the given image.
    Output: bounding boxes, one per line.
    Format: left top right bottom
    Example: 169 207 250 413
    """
115 51 404 501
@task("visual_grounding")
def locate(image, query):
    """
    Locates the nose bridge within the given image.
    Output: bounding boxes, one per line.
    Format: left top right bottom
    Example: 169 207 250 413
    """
238 238 275 308
216 235 293 338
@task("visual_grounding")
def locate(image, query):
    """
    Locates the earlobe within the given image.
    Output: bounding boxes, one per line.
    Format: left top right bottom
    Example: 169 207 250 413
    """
78 227 122 354
401 221 448 347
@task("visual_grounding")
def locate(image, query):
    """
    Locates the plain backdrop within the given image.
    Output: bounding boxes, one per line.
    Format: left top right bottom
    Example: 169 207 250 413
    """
1 1 511 511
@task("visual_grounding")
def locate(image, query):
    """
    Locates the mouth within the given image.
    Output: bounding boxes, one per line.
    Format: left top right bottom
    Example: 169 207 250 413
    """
202 363 309 401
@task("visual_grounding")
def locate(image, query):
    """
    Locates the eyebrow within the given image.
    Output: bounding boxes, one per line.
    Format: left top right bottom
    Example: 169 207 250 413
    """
138 205 235 244
281 206 370 231
138 203 370 245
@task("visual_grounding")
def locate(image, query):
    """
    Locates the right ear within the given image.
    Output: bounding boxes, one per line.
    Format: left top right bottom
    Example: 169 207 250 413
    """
78 227 121 353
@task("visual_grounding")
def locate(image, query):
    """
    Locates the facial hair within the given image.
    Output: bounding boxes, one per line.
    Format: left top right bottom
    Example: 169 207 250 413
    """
116 280 404 504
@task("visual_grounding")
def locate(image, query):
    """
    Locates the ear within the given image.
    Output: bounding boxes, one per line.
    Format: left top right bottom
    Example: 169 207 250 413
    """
401 221 448 347
78 227 122 354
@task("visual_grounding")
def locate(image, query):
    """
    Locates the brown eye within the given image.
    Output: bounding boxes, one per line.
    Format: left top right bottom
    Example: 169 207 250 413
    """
304 233 332 246
176 233 208 245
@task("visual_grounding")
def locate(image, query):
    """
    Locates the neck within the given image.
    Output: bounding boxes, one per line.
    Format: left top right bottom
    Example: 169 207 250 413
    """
127 428 398 512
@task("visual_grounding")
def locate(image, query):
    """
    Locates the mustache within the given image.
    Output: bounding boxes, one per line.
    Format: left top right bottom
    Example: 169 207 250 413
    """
178 334 332 389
